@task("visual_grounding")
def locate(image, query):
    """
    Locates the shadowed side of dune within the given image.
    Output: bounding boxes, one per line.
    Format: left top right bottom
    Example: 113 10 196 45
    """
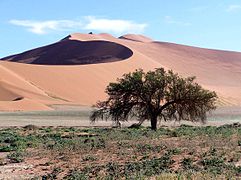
1 40 133 65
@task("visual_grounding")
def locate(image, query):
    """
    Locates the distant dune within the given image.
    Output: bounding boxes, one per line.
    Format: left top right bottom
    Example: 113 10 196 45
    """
1 33 241 111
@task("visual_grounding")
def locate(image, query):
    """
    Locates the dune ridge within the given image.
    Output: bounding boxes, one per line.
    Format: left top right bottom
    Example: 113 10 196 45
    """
119 34 153 42
1 33 241 111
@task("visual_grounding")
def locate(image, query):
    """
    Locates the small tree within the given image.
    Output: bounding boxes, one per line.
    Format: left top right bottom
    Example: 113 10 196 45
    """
90 68 217 130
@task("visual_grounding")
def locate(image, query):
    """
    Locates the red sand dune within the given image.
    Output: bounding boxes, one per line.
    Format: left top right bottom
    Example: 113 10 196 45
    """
1 33 241 111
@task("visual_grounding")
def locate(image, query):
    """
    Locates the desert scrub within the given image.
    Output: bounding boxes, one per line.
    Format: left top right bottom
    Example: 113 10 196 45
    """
171 125 238 138
82 155 97 161
181 157 195 170
135 143 164 153
7 151 24 163
0 130 30 152
167 148 182 155
42 134 106 152
89 127 164 141
0 131 20 152
64 169 89 180
42 167 63 179
2 124 241 179
238 140 241 146
64 153 175 179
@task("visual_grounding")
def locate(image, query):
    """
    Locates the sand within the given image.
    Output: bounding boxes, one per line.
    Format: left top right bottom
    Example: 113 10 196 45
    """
0 33 241 111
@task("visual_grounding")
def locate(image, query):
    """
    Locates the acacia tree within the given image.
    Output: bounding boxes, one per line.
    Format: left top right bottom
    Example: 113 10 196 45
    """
90 68 217 130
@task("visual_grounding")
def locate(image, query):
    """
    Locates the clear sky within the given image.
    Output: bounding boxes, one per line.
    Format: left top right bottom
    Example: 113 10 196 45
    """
1 0 241 57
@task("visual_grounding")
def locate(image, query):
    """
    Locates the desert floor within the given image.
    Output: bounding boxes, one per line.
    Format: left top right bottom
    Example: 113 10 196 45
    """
0 105 241 127
1 122 241 179
0 106 241 179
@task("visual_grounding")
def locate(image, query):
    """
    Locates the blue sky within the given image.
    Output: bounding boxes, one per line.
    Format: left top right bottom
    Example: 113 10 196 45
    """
1 0 241 57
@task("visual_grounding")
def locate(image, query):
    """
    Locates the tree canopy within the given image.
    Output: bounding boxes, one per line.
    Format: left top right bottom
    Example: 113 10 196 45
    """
90 68 217 130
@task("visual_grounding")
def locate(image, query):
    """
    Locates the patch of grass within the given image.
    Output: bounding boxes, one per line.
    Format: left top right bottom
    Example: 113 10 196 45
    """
167 148 181 155
82 155 97 161
65 169 88 180
236 166 241 174
200 157 226 174
170 125 238 138
0 131 29 152
238 140 241 146
181 158 193 170
42 167 63 179
70 153 175 179
0 145 16 152
7 151 24 163
136 143 163 153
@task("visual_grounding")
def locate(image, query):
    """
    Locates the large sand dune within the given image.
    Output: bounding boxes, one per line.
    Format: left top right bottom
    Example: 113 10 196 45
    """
1 33 241 111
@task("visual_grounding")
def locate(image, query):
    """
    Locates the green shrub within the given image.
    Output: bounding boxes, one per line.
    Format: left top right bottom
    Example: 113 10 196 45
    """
167 148 181 155
64 169 88 180
82 155 97 161
200 157 226 174
42 167 62 179
238 140 241 146
136 143 162 153
0 145 16 152
181 158 193 170
7 151 24 163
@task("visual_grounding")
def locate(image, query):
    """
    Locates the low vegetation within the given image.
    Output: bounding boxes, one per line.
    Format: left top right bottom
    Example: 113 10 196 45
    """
0 124 241 178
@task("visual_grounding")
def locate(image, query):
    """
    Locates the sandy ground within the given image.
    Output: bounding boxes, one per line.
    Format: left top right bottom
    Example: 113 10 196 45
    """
0 105 241 127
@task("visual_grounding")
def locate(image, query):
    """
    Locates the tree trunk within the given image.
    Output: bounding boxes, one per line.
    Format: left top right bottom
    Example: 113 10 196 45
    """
150 115 158 130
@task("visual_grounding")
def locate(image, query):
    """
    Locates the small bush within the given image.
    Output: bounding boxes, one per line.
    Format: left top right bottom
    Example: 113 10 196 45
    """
7 151 24 163
0 145 15 152
65 169 88 180
167 148 181 155
136 143 162 153
200 157 226 174
82 155 97 161
181 158 193 170
42 167 62 179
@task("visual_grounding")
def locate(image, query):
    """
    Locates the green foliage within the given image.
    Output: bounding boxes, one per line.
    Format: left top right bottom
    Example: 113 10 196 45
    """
82 155 97 161
167 125 238 138
181 158 193 170
69 153 175 179
0 131 29 152
91 68 217 130
167 148 181 155
42 167 62 180
136 143 162 153
7 151 24 163
0 145 15 152
200 157 226 174
65 169 88 180
42 135 106 151
236 166 241 174
238 140 241 146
